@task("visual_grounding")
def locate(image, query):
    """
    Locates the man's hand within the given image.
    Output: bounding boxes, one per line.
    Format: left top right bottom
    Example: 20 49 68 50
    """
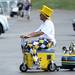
20 35 30 39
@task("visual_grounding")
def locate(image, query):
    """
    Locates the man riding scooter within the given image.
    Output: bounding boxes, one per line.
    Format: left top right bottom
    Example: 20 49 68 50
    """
20 5 56 66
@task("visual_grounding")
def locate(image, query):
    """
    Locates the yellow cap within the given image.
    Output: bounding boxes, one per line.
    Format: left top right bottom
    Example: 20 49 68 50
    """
40 5 53 17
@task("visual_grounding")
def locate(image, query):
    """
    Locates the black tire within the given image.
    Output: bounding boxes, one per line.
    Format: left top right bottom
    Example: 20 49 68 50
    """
69 68 74 71
0 23 4 35
19 63 28 72
48 63 56 72
72 23 75 31
10 12 14 17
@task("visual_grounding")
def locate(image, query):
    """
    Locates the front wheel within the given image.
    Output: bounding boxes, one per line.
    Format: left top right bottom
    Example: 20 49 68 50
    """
19 63 28 72
48 63 56 72
10 12 14 17
0 24 4 35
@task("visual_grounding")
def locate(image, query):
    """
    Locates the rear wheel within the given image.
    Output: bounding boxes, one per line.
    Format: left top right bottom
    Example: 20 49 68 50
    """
48 63 56 72
19 63 28 72
69 68 74 71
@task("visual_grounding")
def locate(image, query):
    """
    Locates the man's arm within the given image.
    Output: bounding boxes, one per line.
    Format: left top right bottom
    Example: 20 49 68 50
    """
28 31 44 37
20 31 44 38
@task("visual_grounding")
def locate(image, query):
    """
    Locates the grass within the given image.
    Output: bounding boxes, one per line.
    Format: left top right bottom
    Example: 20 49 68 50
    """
32 0 75 10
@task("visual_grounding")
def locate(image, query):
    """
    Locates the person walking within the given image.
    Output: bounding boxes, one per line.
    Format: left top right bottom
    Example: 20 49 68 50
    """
17 0 24 17
23 0 32 20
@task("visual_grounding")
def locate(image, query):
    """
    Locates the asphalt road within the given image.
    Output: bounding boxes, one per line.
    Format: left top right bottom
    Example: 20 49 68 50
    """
0 10 75 75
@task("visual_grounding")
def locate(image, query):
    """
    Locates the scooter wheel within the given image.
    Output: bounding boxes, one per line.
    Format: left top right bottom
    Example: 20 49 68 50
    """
19 63 28 72
48 63 56 72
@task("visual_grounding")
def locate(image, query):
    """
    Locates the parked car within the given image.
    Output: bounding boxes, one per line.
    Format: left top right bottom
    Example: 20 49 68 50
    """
0 3 9 35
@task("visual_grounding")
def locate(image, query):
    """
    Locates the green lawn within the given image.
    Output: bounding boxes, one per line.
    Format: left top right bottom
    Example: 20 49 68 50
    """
32 0 75 10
